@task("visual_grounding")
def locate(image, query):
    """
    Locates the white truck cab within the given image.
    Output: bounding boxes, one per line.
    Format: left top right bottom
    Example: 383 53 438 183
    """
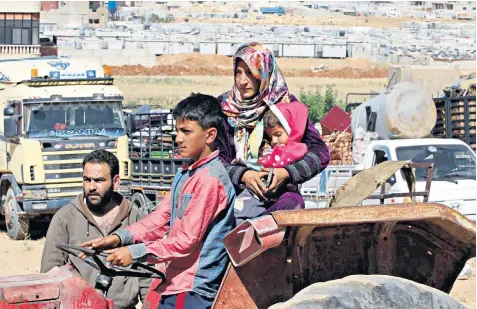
301 138 476 220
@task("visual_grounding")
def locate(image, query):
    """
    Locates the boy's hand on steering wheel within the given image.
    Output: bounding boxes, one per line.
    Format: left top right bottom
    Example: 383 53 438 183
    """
81 235 121 250
105 247 133 267
78 235 121 259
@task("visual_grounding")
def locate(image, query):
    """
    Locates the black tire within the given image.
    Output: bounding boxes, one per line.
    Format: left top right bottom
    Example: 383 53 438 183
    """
3 188 29 240
269 275 465 309
131 192 155 216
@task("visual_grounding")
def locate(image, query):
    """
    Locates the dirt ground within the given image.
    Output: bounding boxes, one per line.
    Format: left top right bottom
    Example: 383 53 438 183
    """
111 54 387 79
111 53 473 108
0 230 474 308
112 54 388 108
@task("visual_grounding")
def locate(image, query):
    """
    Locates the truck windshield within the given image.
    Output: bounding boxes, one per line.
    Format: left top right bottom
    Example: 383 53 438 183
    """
25 101 125 138
396 145 476 182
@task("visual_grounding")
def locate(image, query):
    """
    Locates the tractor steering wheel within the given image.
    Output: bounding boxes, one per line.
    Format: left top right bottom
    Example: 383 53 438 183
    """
55 243 166 281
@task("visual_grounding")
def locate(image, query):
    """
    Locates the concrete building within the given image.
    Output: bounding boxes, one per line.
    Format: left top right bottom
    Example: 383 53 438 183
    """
411 1 476 11
430 1 475 11
0 1 41 59
41 1 108 29
114 2 139 8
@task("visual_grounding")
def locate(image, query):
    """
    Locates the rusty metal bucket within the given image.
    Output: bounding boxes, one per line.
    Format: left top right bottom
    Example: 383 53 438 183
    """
214 204 476 309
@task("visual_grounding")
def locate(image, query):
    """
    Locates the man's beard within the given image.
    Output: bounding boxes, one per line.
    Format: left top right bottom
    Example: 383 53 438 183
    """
85 186 114 211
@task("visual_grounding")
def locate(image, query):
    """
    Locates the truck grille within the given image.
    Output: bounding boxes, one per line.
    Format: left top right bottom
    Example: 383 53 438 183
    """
46 185 83 198
44 163 82 170
41 149 116 196
45 172 82 180
43 153 86 161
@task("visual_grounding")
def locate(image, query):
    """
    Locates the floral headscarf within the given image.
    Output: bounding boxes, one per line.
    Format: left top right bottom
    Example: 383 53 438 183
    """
219 42 296 170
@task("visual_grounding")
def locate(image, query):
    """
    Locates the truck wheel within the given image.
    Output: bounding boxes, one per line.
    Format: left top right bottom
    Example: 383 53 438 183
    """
268 275 465 309
3 188 29 240
131 192 154 216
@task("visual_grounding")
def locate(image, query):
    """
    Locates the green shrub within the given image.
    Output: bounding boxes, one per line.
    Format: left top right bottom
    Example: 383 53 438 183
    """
299 85 345 123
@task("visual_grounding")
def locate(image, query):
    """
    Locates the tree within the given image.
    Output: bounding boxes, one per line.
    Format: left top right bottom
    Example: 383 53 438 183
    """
299 85 344 124
149 14 161 23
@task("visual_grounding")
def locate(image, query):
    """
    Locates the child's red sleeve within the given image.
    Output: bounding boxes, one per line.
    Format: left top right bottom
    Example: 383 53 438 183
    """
141 176 227 263
125 192 172 243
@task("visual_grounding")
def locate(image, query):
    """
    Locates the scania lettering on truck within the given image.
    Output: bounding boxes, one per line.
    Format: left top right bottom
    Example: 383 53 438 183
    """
0 57 130 240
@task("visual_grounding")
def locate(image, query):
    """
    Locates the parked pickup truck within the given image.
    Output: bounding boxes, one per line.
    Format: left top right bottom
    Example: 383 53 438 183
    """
300 138 476 220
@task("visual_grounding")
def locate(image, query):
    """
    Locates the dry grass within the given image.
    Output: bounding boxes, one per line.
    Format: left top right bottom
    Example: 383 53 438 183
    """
115 76 387 109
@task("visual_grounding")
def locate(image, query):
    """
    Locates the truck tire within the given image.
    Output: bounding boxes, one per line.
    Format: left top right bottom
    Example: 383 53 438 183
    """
268 275 465 309
131 192 154 216
3 188 29 240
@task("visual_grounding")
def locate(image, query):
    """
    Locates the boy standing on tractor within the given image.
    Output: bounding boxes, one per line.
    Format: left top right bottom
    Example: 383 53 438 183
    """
81 93 236 308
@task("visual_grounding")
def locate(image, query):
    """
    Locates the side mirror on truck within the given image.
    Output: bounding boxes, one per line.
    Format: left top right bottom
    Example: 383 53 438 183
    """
127 113 136 134
3 106 14 116
4 117 17 137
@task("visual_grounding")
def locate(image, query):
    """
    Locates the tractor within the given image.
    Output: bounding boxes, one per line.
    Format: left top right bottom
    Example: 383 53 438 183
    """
0 161 475 308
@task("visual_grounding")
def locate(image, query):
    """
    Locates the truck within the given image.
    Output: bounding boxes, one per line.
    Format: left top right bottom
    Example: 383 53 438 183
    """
301 138 476 219
0 56 130 240
259 6 285 15
122 107 185 215
301 82 476 220
432 95 476 151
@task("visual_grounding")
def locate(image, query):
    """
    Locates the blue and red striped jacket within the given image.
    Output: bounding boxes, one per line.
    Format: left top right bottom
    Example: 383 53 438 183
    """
116 150 235 299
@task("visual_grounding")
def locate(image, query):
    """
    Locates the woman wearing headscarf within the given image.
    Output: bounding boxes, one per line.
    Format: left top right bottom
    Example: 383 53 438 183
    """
217 42 330 215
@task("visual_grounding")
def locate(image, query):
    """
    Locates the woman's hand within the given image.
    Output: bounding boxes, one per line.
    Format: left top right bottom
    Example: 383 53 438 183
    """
242 170 268 200
261 167 289 195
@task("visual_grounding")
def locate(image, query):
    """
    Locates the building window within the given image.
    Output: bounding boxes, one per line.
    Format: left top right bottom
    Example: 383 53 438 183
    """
12 28 21 44
0 13 39 45
463 7 467 10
